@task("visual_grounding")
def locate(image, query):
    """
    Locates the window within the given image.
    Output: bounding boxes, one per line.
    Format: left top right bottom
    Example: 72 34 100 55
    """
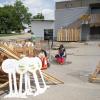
65 3 72 8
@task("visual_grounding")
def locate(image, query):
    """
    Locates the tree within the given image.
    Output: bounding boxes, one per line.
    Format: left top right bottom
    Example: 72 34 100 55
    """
14 0 32 32
33 13 44 20
0 5 15 34
0 0 32 34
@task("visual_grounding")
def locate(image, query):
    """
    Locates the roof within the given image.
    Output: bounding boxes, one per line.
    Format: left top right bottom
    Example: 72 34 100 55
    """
31 19 54 22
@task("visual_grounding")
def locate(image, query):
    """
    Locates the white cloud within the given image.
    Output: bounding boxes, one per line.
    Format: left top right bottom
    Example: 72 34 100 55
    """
0 3 3 7
1 0 15 5
23 0 42 8
42 9 55 20
55 0 70 2
0 0 55 20
55 0 64 1
22 0 55 20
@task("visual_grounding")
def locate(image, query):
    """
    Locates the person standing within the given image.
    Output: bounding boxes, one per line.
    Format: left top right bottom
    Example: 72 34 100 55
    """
31 32 36 45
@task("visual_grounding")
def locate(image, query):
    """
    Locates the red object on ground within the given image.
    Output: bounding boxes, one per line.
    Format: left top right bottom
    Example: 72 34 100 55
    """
56 57 65 64
41 57 48 70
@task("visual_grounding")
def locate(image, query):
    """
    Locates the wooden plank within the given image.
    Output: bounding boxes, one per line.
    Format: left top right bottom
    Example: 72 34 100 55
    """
63 29 65 41
69 28 71 41
75 28 77 41
43 71 64 84
71 28 74 41
65 29 67 41
67 29 69 41
0 43 64 90
0 82 9 89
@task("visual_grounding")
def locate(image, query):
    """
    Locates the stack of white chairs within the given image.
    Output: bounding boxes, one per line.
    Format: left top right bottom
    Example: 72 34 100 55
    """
2 57 49 98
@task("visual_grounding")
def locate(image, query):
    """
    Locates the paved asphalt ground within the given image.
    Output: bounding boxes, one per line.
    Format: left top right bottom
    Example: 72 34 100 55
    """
0 34 100 100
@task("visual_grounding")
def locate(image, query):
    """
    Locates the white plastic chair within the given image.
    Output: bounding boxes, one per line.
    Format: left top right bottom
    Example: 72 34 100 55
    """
2 59 19 98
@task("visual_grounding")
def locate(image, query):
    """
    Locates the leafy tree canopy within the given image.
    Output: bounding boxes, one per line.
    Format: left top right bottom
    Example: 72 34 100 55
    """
0 0 32 34
33 13 44 20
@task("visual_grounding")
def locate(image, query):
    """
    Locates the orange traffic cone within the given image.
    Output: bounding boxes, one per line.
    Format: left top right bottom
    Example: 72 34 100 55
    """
41 57 48 70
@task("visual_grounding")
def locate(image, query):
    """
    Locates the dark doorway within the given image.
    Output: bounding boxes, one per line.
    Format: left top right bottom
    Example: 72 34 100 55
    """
90 26 100 40
44 29 53 48
44 29 53 40
81 24 90 41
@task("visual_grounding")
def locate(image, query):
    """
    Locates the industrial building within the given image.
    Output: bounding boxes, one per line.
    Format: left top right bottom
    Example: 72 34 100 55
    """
55 0 100 41
31 20 54 40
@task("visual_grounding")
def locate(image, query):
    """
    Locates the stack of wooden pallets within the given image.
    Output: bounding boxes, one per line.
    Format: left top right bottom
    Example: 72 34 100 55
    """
0 43 64 92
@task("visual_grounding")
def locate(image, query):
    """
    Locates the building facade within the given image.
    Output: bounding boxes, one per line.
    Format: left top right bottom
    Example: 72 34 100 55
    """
55 0 100 41
31 20 55 40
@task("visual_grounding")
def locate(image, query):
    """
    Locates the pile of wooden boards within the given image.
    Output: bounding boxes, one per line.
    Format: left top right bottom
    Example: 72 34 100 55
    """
89 62 100 83
0 41 40 57
0 42 64 91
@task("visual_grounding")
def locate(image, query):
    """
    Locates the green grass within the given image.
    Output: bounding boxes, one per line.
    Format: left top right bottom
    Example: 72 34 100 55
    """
0 33 20 37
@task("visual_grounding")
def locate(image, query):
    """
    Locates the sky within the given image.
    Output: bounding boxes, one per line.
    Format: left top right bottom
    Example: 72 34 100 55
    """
0 0 66 20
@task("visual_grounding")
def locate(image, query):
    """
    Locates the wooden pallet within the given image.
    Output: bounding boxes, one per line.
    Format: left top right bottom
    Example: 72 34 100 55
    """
88 62 100 82
0 44 64 90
